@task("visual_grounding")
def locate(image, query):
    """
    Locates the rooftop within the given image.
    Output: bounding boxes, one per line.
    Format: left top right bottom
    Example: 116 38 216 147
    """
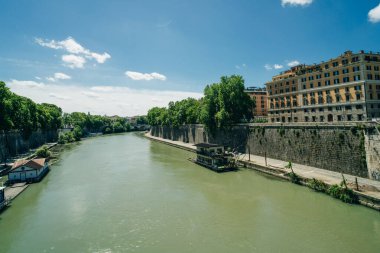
11 158 46 171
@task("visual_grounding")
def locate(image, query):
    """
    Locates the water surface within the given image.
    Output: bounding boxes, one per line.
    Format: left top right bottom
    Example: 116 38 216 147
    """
0 133 379 253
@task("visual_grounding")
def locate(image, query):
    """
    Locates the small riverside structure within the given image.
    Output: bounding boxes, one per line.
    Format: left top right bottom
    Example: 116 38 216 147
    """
193 143 237 172
8 158 49 183
0 186 6 211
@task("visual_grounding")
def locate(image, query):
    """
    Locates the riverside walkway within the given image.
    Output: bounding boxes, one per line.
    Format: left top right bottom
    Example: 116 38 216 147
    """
145 133 380 203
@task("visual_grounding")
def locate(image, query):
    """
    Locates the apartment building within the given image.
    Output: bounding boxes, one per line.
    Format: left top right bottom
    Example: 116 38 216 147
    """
244 87 268 118
266 50 380 123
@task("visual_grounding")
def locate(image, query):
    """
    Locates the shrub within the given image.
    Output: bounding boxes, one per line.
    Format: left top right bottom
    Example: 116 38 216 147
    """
308 178 328 192
35 145 51 158
327 183 358 204
286 172 302 184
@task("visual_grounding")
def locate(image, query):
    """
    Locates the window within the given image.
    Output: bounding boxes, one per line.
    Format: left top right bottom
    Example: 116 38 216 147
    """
309 76 314 81
343 77 350 83
338 115 342 121
301 77 307 82
303 84 306 89
367 65 372 71
305 116 309 122
319 108 324 112
345 105 352 110
332 62 338 67
325 64 329 69
353 66 360 72
375 66 380 71
354 75 361 81
316 74 322 79
328 107 333 111
324 72 330 77
333 70 339 76
336 106 342 111
310 83 314 88
375 75 380 80
358 114 363 121
347 115 352 121
318 82 321 87
352 56 359 62
356 105 363 109
355 85 361 91
342 59 348 65
325 80 331 86
320 116 324 122
356 94 361 100
334 78 340 84
342 68 349 74
368 74 373 80
346 95 350 102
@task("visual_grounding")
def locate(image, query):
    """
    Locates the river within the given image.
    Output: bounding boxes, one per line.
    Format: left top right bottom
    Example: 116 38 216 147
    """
0 133 379 253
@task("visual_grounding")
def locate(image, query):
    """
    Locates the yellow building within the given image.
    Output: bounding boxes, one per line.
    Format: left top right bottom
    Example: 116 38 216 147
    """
266 50 380 123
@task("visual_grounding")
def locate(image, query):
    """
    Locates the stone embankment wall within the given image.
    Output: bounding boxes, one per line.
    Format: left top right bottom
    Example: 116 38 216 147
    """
150 123 380 179
0 130 58 162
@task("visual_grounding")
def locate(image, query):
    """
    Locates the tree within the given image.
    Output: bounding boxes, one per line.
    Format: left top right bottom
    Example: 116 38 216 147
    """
200 75 254 130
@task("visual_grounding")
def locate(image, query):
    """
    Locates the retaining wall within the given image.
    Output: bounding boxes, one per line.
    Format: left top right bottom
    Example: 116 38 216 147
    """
150 123 380 179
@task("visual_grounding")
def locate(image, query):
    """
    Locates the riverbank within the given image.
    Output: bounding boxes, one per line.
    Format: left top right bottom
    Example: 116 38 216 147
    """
145 132 380 211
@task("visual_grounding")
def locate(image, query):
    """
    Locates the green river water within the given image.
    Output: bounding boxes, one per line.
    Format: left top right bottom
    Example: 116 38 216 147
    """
0 133 379 253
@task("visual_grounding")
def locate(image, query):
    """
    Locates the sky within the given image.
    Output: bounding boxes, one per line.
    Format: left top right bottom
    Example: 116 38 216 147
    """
0 0 380 116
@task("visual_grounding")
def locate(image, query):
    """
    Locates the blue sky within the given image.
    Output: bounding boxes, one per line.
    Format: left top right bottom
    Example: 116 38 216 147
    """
1 0 380 116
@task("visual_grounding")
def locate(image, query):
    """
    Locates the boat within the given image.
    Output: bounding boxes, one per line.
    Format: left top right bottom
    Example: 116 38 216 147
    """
190 143 238 173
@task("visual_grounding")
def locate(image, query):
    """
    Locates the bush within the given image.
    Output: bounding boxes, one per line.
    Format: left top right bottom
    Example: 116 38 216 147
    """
327 183 358 204
35 145 51 158
286 172 302 184
308 178 328 192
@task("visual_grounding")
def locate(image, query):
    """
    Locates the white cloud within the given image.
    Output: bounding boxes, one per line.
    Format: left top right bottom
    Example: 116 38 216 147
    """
281 0 313 7
46 72 72 82
35 37 111 67
49 93 71 100
91 86 115 92
274 64 284 69
8 79 45 88
81 91 101 99
54 72 71 80
264 64 273 70
7 81 202 116
125 71 167 81
287 60 300 67
62 54 86 69
235 63 247 69
89 52 111 63
368 3 380 23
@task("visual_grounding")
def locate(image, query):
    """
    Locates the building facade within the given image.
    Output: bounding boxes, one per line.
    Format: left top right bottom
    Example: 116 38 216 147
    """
266 51 380 123
8 158 49 183
244 87 268 118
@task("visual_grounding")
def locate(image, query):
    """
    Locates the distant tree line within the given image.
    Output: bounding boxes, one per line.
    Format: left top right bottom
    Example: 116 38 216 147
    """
147 75 255 131
0 81 63 137
58 112 133 144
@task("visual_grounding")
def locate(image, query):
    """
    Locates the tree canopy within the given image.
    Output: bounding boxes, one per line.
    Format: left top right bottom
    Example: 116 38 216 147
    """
0 81 63 136
147 75 254 130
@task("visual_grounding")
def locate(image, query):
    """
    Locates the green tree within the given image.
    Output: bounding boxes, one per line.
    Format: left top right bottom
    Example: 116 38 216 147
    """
200 75 254 130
